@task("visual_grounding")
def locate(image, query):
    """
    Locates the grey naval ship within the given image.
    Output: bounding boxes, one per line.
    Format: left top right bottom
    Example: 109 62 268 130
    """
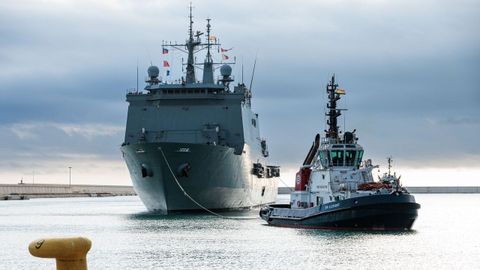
260 76 420 230
121 9 279 213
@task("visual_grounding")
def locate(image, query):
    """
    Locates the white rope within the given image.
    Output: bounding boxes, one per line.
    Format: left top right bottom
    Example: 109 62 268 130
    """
278 177 294 192
158 147 258 220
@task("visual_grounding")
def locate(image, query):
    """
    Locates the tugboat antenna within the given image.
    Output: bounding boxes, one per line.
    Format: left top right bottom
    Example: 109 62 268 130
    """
136 58 139 92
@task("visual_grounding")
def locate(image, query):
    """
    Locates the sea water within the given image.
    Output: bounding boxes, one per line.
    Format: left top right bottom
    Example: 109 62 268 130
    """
1 194 479 269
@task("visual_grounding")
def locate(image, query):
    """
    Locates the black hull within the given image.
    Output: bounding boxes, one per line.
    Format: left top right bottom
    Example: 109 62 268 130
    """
261 193 420 231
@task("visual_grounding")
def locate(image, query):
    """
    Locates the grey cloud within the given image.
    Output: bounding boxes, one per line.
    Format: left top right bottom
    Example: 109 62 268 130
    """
0 0 479 183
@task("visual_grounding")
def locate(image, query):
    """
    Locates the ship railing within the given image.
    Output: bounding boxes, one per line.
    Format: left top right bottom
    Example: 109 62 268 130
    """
145 130 204 143
321 137 341 144
340 180 358 193
140 129 229 146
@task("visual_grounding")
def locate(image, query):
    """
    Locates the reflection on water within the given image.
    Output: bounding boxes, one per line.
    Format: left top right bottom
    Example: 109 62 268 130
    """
0 194 479 269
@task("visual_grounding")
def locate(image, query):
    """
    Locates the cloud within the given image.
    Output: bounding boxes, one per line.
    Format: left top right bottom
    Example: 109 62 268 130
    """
0 0 479 185
54 123 124 139
8 123 38 140
8 122 124 140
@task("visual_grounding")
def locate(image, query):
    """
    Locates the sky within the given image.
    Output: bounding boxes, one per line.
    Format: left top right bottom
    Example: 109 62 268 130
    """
0 0 479 186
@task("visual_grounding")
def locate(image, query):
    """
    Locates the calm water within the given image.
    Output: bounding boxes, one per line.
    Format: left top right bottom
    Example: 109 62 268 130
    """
1 194 479 269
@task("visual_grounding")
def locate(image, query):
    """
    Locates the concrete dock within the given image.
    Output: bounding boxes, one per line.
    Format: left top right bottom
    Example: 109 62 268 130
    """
0 183 136 200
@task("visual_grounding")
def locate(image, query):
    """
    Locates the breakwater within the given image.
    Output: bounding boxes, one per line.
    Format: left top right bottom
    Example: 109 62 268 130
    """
3 184 478 200
277 186 480 194
0 183 136 200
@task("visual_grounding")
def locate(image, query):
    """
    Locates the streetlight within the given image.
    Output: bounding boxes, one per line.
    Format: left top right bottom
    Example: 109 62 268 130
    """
68 166 72 186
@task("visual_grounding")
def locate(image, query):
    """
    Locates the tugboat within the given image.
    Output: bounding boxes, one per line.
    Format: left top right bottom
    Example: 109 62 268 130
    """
260 76 420 230
378 157 401 186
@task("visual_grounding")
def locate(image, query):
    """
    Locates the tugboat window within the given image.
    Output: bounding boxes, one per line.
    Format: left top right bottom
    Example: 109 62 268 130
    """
330 150 344 166
345 150 356 166
356 150 364 168
319 151 329 167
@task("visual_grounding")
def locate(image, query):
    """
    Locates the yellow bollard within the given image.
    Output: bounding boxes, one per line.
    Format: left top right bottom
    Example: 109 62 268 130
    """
28 237 92 270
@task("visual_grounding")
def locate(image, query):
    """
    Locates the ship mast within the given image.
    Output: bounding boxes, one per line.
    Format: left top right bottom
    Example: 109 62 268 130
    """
387 157 392 177
185 4 198 84
162 4 234 85
202 18 214 84
325 75 341 140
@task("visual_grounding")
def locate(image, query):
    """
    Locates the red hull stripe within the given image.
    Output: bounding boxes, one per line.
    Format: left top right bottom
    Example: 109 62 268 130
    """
269 223 406 231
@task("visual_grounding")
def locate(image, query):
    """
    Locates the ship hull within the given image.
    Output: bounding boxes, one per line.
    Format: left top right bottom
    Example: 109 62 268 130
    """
261 193 420 230
121 142 277 213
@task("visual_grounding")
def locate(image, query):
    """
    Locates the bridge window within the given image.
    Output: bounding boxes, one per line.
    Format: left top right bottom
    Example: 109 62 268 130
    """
319 150 329 167
356 150 364 168
330 150 344 166
345 150 356 166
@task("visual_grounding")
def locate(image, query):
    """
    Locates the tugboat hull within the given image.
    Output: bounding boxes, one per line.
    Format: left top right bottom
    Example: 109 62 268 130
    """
261 193 420 230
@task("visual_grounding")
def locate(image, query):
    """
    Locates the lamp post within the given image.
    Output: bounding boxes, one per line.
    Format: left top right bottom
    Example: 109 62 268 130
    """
68 167 72 186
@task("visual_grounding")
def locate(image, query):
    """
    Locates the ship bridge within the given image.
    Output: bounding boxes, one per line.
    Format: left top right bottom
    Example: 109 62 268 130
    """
317 144 364 169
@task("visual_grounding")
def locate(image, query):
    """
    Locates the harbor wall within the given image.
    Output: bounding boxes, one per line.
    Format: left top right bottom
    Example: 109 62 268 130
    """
3 184 479 200
0 183 136 200
278 186 480 194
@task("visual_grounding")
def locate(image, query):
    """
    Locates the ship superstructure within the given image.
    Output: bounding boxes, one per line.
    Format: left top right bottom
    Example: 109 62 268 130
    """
260 76 420 230
121 7 279 213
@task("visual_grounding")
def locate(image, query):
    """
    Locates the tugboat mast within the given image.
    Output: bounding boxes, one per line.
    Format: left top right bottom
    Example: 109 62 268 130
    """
325 75 341 140
387 157 393 176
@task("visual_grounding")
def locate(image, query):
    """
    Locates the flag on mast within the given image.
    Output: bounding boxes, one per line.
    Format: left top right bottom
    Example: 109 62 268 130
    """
163 60 170 67
335 89 346 95
222 54 229 60
162 48 169 54
221 47 233 52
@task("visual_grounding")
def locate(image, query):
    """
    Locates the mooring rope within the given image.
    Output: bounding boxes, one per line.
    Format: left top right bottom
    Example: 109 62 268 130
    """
158 147 259 220
278 177 294 192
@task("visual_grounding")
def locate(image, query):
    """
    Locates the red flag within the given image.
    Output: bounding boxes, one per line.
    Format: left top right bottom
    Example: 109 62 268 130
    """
163 60 170 67
221 47 233 52
222 54 229 60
